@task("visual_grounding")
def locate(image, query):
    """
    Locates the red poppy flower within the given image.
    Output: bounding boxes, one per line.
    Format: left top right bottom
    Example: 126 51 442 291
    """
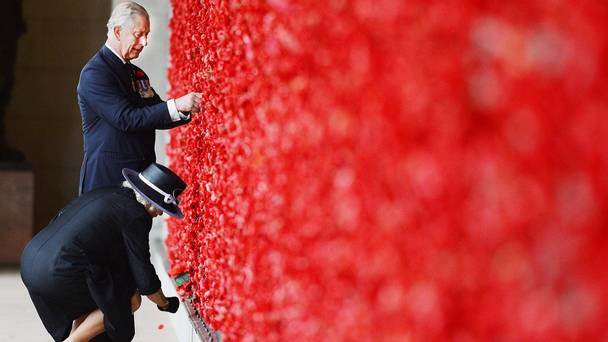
166 0 608 341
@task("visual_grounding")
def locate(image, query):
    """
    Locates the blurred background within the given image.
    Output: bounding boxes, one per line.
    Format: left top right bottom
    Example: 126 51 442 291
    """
2 0 108 248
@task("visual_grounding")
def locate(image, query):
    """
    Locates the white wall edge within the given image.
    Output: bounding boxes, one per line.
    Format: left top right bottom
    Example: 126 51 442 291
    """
151 224 222 342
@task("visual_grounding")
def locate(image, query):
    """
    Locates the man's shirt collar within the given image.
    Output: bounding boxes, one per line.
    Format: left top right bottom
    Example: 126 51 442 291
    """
105 43 127 64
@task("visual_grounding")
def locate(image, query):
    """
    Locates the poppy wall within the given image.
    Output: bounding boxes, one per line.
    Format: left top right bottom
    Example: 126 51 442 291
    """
166 1 608 340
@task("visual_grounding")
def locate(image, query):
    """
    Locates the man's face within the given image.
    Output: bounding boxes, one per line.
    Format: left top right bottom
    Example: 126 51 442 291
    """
119 14 150 61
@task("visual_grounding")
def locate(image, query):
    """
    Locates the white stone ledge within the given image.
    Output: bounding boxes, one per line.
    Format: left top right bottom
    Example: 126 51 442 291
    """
150 233 222 342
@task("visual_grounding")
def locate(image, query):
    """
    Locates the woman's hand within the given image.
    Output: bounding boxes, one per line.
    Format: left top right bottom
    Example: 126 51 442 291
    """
157 297 180 313
147 289 180 313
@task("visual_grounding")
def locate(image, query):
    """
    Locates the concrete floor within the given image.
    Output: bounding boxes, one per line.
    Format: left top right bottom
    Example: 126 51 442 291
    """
0 269 178 341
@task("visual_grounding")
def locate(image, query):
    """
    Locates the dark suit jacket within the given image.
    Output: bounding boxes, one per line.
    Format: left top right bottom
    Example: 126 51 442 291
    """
77 45 189 194
21 187 159 342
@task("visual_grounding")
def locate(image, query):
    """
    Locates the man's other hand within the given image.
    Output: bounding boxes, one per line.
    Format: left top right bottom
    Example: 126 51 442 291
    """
175 92 202 113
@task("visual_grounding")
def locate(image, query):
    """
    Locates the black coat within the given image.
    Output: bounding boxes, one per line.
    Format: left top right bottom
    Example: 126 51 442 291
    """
77 45 190 194
20 187 161 341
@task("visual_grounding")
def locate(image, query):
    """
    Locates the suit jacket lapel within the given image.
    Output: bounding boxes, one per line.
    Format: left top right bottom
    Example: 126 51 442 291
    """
99 46 135 97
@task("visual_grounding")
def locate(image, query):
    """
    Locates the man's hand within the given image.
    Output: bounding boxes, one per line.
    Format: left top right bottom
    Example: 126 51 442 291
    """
175 92 202 113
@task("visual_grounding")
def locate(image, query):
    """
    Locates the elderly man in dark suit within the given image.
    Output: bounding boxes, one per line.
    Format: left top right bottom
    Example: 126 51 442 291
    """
21 163 187 342
77 1 201 194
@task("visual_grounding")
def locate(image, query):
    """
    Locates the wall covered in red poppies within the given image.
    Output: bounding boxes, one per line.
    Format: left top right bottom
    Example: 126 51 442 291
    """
166 1 608 340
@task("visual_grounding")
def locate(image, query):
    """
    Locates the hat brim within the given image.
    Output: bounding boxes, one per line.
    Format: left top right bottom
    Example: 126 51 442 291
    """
122 168 184 219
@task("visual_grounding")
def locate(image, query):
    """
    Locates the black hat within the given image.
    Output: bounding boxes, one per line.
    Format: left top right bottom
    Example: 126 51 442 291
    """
122 163 187 218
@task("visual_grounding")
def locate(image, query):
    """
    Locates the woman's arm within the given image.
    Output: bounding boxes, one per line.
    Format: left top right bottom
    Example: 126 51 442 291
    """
121 214 162 295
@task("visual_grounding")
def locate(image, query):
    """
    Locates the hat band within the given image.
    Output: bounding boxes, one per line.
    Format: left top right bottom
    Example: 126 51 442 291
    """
138 173 179 206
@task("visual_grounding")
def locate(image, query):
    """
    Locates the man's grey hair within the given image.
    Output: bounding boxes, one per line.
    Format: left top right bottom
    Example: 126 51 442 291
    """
122 180 154 210
107 1 149 36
